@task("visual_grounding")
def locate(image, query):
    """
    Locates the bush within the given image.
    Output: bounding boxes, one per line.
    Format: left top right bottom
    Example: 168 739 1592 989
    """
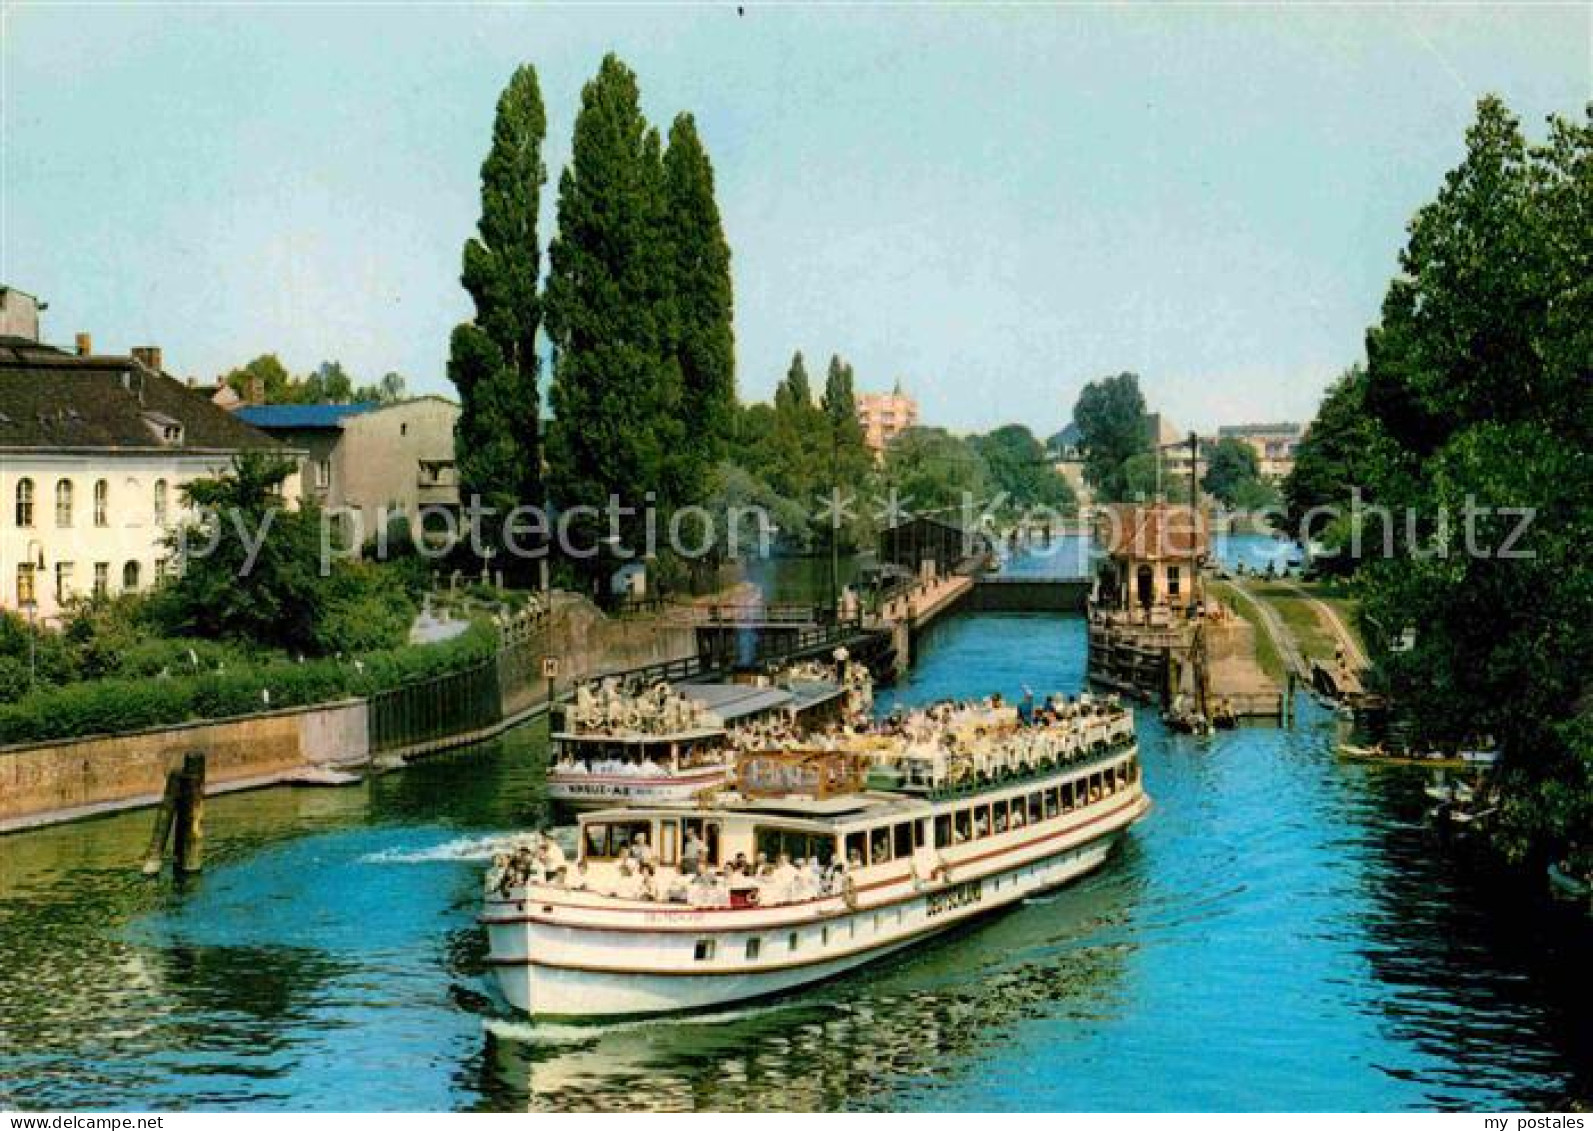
0 620 501 747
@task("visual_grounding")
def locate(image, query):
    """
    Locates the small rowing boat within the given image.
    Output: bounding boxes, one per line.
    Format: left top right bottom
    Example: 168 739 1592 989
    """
1338 743 1499 769
1548 861 1592 900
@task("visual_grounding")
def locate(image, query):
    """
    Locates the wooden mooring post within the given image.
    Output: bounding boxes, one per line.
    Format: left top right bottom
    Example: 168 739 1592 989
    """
141 751 207 877
174 752 207 874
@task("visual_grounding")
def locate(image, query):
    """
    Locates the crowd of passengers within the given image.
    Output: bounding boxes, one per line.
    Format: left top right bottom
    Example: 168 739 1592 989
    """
489 829 853 907
552 742 723 777
491 757 1139 906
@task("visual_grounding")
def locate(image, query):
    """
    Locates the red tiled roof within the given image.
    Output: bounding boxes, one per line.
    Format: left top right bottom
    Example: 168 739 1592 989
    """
1101 504 1209 561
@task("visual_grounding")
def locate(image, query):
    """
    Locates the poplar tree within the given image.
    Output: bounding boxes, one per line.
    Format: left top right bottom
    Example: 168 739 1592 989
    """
545 55 682 557
663 112 735 494
447 65 547 560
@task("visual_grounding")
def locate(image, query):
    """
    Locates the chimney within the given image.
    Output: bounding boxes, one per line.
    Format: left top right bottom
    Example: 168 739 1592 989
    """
131 346 163 373
75 332 93 357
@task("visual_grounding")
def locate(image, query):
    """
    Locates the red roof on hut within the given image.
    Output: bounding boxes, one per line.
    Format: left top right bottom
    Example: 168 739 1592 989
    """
1100 504 1209 562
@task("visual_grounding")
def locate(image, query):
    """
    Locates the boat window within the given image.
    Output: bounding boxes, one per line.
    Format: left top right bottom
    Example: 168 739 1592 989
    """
1028 792 1043 824
934 814 952 847
755 826 834 866
953 809 972 843
694 940 716 961
993 799 1009 834
788 932 800 952
974 805 992 839
1044 788 1059 818
892 822 913 859
583 820 652 860
683 818 722 865
822 926 831 946
1063 781 1077 810
659 820 679 865
845 831 867 867
914 820 927 850
870 826 891 864
745 938 761 960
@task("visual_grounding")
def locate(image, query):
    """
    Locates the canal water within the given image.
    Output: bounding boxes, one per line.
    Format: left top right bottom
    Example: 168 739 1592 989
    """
2 607 1589 1110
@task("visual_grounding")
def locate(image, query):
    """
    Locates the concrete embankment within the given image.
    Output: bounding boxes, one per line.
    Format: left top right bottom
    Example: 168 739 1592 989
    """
0 593 698 834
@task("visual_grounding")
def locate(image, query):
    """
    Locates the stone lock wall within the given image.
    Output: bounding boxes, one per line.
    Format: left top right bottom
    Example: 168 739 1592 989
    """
0 700 368 830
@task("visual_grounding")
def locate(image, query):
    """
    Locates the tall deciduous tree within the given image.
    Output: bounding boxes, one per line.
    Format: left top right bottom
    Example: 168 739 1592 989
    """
971 424 1075 514
1071 372 1149 502
546 55 681 557
768 351 822 503
663 112 735 496
448 64 547 561
1327 97 1593 863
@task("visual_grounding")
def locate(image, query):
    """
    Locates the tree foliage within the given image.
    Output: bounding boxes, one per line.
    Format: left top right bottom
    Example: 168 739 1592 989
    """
152 454 419 656
883 427 988 517
448 63 548 567
221 355 407 407
970 424 1076 514
545 55 682 558
1305 96 1593 862
664 112 736 495
1071 372 1150 502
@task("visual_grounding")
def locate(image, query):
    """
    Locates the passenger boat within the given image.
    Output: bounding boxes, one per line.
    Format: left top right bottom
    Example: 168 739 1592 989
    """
545 660 870 809
483 695 1148 1018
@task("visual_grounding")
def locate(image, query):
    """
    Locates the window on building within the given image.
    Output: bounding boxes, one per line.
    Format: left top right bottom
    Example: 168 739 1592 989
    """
93 479 109 527
93 562 109 598
54 562 73 602
123 561 141 591
153 480 169 526
54 479 73 527
155 557 169 582
17 563 36 606
15 478 34 527
315 459 331 490
1168 565 1182 598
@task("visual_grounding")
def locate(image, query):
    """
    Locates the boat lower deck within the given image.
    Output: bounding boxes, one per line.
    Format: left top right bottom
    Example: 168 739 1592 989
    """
486 787 1149 1017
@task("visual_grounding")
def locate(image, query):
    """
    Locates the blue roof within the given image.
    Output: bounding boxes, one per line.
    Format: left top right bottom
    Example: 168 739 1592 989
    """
233 402 381 430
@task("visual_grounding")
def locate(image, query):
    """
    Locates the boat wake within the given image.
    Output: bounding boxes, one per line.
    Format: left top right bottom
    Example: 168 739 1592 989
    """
361 832 541 865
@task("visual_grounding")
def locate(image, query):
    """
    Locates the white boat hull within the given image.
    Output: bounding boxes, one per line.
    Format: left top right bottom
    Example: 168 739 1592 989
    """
486 791 1148 1017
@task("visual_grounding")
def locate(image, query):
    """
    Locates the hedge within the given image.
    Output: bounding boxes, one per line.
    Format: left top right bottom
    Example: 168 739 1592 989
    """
0 621 499 747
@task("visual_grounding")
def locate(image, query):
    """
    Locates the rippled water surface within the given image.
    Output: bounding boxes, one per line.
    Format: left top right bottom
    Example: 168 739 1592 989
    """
2 600 1588 1110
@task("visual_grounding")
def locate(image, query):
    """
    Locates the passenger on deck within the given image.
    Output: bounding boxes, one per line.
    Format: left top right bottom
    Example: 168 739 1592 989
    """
565 860 590 891
630 833 655 867
687 869 719 907
682 830 707 876
730 852 751 876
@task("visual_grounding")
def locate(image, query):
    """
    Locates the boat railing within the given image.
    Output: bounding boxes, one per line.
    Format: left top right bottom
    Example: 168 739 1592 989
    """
923 732 1137 802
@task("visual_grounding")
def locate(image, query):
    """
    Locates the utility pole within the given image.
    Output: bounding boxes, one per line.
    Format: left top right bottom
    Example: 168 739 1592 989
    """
1188 430 1201 616
829 418 841 624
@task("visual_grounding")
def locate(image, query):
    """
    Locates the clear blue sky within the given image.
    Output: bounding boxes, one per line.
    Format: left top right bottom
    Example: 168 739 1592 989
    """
3 4 1587 434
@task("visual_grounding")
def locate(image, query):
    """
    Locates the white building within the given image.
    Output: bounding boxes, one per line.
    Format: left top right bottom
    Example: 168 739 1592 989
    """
1 303 298 623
